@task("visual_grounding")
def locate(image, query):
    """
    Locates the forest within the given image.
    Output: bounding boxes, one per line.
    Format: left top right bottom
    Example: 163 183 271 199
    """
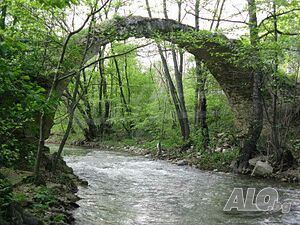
0 0 300 224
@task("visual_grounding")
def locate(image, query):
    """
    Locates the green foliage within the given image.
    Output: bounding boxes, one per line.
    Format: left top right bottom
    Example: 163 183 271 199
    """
37 0 78 8
53 213 66 223
0 34 46 167
0 177 13 219
190 129 206 151
13 192 27 203
34 187 55 205
0 0 76 168
197 148 239 171
290 139 300 155
206 94 235 134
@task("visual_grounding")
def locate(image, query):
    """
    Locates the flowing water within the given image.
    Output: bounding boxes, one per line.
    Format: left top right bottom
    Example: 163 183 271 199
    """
60 146 300 225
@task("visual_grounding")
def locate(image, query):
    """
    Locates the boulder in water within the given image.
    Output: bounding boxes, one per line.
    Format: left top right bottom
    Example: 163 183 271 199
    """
176 159 188 166
251 161 273 176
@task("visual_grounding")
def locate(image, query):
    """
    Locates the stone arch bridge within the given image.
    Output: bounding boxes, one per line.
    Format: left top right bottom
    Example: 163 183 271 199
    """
43 16 262 139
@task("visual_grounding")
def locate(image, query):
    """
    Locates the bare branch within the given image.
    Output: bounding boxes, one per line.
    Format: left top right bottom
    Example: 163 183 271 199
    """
258 8 300 27
186 10 248 25
58 42 152 81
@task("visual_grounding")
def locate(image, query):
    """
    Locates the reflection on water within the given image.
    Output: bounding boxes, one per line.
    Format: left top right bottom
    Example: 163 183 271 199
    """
63 149 300 225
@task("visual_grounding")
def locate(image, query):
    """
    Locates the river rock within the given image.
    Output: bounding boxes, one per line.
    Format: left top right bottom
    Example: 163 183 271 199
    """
215 147 222 152
144 154 151 158
176 159 188 166
280 178 288 182
217 133 224 138
79 179 89 186
249 156 267 167
223 143 230 148
229 160 237 169
222 148 229 153
251 161 273 176
46 182 63 190
65 193 80 202
281 167 300 182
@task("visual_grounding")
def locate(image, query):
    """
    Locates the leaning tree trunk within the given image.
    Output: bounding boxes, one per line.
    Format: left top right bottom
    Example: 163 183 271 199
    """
52 72 81 171
157 46 189 140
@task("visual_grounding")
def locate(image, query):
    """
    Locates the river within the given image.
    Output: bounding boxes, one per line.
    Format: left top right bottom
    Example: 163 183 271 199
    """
61 146 300 225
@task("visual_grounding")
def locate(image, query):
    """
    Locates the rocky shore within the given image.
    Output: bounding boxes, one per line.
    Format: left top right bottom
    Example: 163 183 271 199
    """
0 147 87 225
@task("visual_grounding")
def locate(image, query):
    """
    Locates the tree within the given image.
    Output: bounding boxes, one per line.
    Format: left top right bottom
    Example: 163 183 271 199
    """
235 0 263 172
145 0 190 142
34 0 111 179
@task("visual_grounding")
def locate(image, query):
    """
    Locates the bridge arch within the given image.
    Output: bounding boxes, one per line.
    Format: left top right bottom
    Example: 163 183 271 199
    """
83 16 254 132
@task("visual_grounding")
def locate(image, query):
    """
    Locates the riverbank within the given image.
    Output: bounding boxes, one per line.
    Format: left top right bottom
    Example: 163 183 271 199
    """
50 139 300 184
0 147 87 225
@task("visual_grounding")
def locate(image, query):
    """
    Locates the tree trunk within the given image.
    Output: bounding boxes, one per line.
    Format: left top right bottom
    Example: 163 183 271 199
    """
98 46 111 138
158 46 189 140
171 50 190 141
0 2 7 30
124 49 131 106
194 60 209 150
164 0 190 141
271 0 282 164
145 0 190 141
51 7 99 170
79 72 98 140
193 0 210 150
52 72 81 171
112 49 132 136
236 0 263 172
77 101 98 141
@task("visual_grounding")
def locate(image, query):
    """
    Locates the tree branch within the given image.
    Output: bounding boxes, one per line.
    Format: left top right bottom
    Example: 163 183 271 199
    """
258 8 300 27
58 42 152 81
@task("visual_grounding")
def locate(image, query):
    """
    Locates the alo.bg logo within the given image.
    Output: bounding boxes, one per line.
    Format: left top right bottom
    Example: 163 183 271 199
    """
223 187 291 213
